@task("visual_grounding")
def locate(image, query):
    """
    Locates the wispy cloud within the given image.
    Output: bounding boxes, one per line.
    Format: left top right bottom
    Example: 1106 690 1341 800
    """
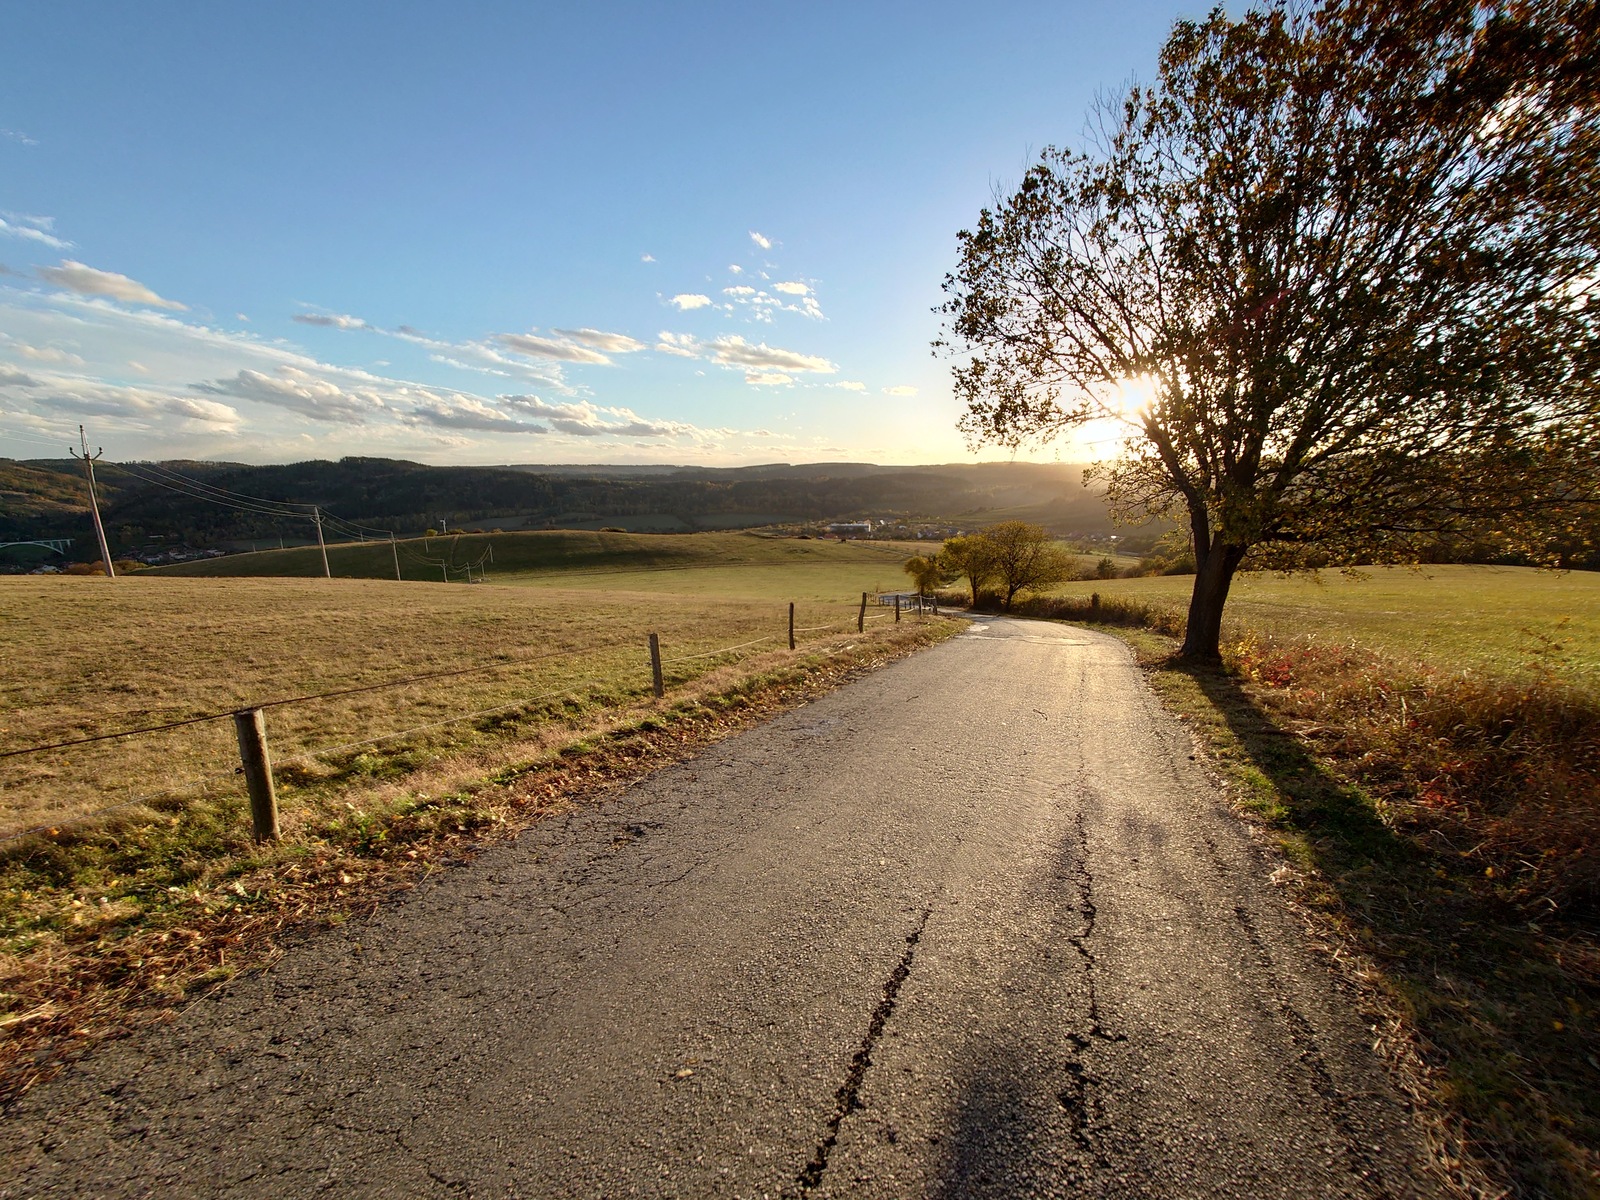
25 375 239 430
37 260 186 310
640 253 656 263
193 367 386 425
0 366 40 387
882 384 918 396
654 331 700 358
0 213 71 250
772 281 809 296
749 231 772 250
0 129 38 147
495 331 612 365
708 335 835 375
293 312 371 331
0 336 86 367
410 395 549 434
551 327 646 354
835 380 868 392
744 371 793 386
669 293 711 311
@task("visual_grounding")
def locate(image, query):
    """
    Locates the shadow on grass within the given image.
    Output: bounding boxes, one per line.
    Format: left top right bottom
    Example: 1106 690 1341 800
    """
1155 658 1599 1199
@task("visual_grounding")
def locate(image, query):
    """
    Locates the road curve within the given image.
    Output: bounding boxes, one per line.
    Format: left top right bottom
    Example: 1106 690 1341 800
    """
0 617 1440 1199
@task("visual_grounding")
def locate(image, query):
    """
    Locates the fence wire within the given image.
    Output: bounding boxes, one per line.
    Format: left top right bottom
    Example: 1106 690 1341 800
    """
2 598 931 843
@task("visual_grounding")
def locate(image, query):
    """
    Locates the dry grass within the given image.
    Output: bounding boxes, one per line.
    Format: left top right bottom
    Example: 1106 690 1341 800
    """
0 575 873 835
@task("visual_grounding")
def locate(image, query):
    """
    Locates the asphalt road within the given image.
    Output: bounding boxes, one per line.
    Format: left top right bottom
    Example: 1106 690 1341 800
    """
0 617 1442 1199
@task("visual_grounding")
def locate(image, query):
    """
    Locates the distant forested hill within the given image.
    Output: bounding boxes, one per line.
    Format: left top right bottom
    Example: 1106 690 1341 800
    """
0 456 1130 563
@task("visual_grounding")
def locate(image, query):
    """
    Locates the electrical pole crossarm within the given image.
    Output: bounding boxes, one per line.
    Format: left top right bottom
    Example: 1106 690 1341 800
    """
69 425 116 579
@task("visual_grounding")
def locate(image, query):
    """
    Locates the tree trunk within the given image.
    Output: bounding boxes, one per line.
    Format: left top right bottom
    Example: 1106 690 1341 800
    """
1178 538 1247 661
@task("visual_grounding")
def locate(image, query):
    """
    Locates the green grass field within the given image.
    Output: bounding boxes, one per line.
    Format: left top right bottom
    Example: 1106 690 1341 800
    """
1050 564 1600 681
149 529 928 598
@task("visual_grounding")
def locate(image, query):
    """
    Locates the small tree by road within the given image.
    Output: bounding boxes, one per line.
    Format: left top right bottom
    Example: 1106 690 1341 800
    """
937 534 998 606
982 521 1073 610
901 554 944 596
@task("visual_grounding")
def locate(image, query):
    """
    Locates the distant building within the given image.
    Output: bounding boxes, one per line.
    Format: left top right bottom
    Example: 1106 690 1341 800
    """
826 520 874 538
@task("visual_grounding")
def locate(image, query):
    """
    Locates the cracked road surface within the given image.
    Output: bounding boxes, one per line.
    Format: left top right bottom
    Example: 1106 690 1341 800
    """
0 617 1442 1198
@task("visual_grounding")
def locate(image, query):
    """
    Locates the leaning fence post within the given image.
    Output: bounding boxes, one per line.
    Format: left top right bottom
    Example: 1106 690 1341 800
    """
858 592 867 632
648 632 665 699
788 602 796 650
232 708 280 842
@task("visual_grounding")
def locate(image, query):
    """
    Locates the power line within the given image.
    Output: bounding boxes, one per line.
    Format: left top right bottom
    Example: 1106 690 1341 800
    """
118 460 315 512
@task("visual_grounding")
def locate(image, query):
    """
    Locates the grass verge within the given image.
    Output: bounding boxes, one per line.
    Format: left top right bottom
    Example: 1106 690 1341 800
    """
0 618 959 1106
1055 613 1599 1200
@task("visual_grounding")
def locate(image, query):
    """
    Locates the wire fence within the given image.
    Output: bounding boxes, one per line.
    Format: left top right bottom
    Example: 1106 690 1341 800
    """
0 594 939 846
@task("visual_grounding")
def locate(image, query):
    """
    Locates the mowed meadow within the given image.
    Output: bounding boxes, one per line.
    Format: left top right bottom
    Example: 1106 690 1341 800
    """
4 532 929 837
1046 563 1600 682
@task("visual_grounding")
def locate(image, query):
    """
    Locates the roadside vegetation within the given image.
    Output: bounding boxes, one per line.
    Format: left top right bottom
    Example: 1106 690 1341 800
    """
998 570 1598 1199
0 566 958 1102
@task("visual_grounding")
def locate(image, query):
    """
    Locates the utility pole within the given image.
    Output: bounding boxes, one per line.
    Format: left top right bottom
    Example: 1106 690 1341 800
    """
390 532 402 582
312 506 331 578
69 425 115 578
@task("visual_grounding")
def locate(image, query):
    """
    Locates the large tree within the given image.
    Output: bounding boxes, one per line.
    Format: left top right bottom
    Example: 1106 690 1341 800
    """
940 0 1600 659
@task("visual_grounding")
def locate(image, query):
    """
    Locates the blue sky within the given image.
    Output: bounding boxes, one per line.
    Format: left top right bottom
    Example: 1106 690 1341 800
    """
1 1 1200 468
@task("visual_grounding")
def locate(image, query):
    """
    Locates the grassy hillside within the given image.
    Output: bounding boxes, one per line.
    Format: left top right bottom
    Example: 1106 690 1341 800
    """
0 567 918 838
2 456 1122 556
147 529 927 597
1048 564 1600 683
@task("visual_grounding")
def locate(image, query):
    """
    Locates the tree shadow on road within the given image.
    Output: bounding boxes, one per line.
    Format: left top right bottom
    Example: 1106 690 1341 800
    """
1162 659 1599 1200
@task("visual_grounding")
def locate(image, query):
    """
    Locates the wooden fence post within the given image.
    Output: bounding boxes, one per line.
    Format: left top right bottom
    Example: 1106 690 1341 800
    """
648 632 665 699
858 592 867 632
788 602 796 650
232 708 280 842
894 595 901 623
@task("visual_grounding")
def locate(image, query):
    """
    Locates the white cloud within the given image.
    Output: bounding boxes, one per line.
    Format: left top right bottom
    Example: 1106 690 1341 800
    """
0 214 71 250
882 385 918 396
709 335 835 375
669 293 712 311
728 264 743 275
0 129 38 147
293 312 371 331
0 366 40 387
1 337 85 366
773 281 809 296
37 260 186 310
551 327 646 354
24 375 239 430
745 371 793 386
641 253 656 263
655 331 700 358
392 325 569 387
749 231 772 250
835 380 868 392
724 285 756 297
495 331 612 365
410 395 550 434
194 367 386 424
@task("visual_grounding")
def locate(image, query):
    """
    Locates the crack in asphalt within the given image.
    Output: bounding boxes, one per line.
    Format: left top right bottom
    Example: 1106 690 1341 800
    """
795 907 933 1193
1059 808 1125 1159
